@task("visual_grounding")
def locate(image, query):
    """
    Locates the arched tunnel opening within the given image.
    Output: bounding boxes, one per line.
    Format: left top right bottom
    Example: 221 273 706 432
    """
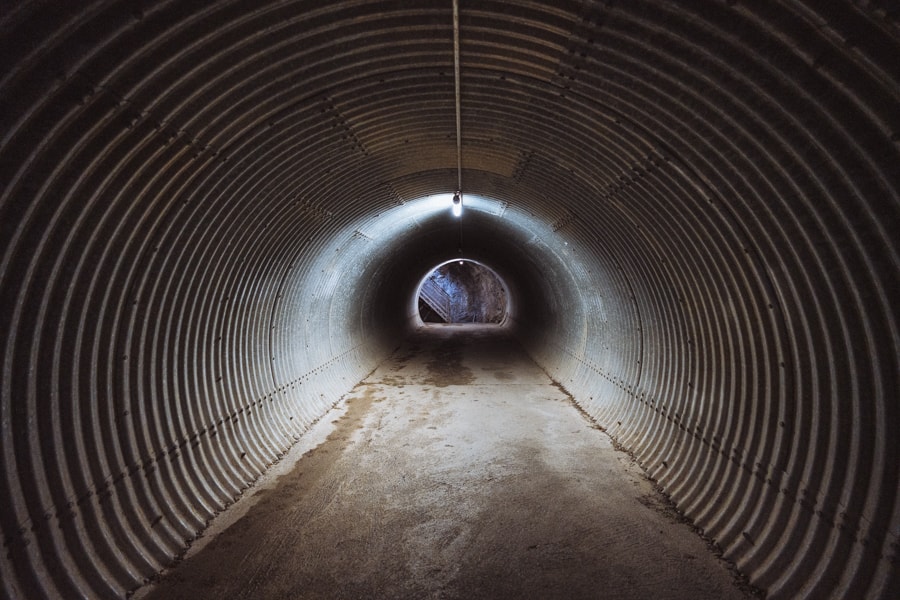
417 257 509 324
1 2 898 599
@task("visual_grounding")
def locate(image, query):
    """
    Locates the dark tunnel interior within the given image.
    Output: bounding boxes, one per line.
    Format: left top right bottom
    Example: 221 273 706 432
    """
1 1 898 598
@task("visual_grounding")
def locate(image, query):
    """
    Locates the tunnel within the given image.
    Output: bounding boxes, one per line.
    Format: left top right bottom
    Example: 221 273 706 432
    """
1 1 898 598
416 256 509 324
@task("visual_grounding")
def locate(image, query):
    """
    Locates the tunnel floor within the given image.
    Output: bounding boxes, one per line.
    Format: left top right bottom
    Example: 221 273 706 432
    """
138 325 753 599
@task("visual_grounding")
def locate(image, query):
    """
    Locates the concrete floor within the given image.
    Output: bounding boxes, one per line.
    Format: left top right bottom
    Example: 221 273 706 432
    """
138 325 755 599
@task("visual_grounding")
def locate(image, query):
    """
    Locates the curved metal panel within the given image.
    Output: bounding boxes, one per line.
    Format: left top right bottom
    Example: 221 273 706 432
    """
1 2 897 598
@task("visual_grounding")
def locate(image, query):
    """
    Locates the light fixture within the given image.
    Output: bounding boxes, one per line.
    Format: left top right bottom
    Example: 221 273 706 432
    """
452 191 462 217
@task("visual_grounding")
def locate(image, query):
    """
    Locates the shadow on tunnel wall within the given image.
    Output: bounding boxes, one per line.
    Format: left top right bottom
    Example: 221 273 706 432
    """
0 2 898 599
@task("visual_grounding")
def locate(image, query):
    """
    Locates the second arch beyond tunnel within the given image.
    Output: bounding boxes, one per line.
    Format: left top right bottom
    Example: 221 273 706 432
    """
417 258 509 324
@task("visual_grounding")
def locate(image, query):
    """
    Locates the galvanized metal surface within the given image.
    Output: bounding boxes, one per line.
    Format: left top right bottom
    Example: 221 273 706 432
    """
0 1 898 599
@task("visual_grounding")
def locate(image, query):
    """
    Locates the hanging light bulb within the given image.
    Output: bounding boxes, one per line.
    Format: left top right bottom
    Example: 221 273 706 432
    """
452 191 462 217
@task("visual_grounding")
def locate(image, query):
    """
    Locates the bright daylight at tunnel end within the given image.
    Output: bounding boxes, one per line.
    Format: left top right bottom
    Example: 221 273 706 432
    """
417 260 509 324
1 1 899 599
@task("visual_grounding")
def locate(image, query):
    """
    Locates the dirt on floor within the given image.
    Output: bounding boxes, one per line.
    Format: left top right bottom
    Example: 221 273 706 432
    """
137 325 760 600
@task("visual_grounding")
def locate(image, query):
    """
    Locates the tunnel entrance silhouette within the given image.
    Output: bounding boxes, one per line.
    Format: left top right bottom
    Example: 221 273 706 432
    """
417 260 508 324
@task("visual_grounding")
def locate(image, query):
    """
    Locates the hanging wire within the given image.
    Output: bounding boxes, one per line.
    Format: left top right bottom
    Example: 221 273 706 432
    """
453 0 462 194
453 0 463 254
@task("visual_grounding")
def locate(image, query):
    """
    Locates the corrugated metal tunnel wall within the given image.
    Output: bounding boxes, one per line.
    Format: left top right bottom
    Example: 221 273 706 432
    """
1 1 898 598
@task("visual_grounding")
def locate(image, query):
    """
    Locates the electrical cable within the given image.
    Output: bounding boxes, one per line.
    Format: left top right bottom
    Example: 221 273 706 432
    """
452 0 463 254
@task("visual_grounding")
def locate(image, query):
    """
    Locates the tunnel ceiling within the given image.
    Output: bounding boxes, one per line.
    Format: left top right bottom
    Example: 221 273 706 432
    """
1 1 899 599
